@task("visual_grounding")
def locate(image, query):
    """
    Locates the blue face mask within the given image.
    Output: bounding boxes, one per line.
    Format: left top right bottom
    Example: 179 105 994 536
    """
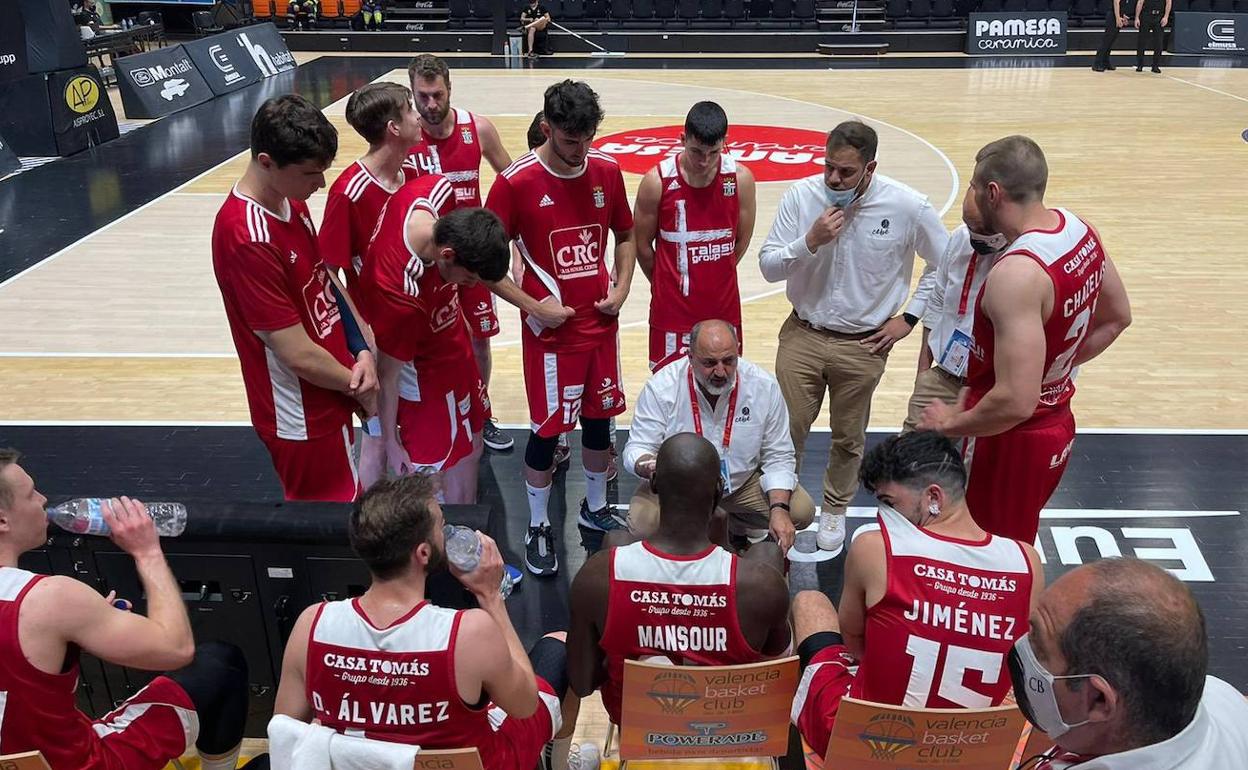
824 166 868 209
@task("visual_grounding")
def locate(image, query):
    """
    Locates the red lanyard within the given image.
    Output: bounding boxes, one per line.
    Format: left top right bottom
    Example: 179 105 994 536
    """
688 367 740 453
957 250 980 316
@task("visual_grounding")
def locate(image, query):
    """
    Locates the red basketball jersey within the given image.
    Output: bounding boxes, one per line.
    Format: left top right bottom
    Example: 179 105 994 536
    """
966 208 1107 429
212 189 355 441
305 599 500 752
0 570 103 766
599 541 761 724
320 161 401 287
485 149 634 351
853 507 1033 708
403 108 484 208
650 153 742 332
360 174 463 365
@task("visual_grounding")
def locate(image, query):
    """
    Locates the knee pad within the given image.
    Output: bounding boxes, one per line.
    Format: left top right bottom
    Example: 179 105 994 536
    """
525 431 560 471
528 636 569 700
580 417 611 452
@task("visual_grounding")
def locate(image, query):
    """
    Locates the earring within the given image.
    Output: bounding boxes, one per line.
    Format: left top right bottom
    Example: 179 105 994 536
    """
928 503 940 517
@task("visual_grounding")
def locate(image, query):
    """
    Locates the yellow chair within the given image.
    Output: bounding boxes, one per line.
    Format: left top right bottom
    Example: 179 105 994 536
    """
606 656 800 769
822 697 1027 769
0 753 52 770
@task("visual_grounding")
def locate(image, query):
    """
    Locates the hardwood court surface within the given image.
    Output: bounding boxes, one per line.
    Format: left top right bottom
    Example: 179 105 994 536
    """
3 63 1247 430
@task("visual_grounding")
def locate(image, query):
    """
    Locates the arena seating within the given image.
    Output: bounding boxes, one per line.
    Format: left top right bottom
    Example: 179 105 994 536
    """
448 0 821 30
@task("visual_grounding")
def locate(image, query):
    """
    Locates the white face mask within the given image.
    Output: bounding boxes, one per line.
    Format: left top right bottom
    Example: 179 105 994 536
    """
1008 634 1094 739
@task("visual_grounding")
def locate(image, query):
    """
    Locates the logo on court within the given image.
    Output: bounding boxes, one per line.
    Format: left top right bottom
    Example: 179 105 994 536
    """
64 76 100 114
593 125 831 182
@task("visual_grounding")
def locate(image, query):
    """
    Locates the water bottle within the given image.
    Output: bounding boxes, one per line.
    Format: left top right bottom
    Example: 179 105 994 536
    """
443 525 512 599
46 499 187 537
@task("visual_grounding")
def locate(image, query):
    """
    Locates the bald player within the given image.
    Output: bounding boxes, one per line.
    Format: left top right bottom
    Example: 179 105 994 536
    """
920 136 1132 542
566 433 790 730
1011 559 1248 768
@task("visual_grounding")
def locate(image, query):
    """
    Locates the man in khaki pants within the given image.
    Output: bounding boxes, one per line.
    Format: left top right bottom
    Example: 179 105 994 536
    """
621 320 815 553
903 196 1008 431
760 121 946 554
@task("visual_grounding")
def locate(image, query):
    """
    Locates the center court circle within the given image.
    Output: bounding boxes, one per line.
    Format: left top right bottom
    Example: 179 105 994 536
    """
593 125 831 182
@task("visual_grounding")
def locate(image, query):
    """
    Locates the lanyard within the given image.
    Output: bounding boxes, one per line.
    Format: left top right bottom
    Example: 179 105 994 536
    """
688 367 740 454
957 250 980 316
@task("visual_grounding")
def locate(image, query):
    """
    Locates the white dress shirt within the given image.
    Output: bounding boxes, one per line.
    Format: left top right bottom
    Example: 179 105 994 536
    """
622 357 798 494
1039 676 1248 769
923 225 998 378
759 172 947 334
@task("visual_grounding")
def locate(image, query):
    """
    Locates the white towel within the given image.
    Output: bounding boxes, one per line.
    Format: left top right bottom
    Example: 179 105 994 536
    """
266 714 421 770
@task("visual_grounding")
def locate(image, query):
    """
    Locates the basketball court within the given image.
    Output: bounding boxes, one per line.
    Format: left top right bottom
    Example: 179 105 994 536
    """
3 51 1247 751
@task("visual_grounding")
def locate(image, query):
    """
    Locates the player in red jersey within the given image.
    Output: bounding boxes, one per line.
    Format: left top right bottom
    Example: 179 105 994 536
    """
790 431 1043 760
362 174 509 504
406 54 517 452
633 101 757 371
919 136 1132 542
0 449 250 770
274 473 578 770
213 95 377 502
321 82 423 490
566 433 790 727
486 80 637 577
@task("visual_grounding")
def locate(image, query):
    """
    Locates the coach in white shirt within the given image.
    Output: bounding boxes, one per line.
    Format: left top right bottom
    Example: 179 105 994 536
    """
760 120 946 554
622 319 815 552
902 218 1008 432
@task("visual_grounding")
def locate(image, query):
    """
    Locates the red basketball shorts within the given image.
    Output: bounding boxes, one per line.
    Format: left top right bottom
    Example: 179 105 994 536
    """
962 408 1077 543
522 336 625 438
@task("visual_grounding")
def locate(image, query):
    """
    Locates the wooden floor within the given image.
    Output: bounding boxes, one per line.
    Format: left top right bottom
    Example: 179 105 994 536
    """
4 64 1247 429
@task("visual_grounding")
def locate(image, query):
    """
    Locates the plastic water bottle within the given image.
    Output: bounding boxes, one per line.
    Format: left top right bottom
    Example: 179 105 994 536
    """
46 499 187 537
443 525 513 599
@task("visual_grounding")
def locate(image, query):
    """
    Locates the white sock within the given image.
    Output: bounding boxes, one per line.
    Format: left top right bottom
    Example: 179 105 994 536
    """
547 736 574 770
527 482 552 527
199 746 242 770
585 469 608 511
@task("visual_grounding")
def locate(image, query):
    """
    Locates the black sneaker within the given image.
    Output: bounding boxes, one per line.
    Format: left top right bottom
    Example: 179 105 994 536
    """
577 498 627 532
525 524 559 576
482 419 513 451
1106 62 1117 70
1151 66 1162 73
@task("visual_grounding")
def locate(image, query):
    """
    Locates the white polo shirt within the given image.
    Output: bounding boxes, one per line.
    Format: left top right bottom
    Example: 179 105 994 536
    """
923 225 1001 379
759 171 947 334
621 357 798 494
1038 676 1248 769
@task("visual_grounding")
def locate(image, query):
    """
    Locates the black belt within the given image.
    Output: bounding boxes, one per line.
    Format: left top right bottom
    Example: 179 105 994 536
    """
790 311 878 341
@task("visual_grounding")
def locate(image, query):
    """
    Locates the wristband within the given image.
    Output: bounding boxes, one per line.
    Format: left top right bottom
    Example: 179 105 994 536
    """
902 312 920 327
769 502 791 512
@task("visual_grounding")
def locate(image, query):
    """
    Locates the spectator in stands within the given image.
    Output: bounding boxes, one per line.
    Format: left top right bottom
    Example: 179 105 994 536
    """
287 0 317 30
72 0 105 39
273 474 578 770
1012 558 1248 768
0 449 251 770
1135 0 1168 73
520 0 553 57
1092 0 1132 71
362 0 384 30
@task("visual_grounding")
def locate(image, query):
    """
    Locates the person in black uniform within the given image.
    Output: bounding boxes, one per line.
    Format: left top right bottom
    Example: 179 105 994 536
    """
1092 0 1134 71
1135 0 1170 73
520 0 552 57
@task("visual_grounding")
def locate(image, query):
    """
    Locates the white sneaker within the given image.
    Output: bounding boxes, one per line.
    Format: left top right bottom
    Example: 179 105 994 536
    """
816 510 846 553
569 743 601 770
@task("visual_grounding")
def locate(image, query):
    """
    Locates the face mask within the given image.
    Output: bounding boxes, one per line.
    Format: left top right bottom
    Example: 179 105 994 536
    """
969 230 1008 255
825 166 867 209
1008 634 1094 739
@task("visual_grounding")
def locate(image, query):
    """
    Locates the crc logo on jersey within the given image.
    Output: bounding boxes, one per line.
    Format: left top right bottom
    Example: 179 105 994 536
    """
430 288 461 333
550 225 603 279
593 125 830 182
302 267 342 339
461 127 474 144
592 186 606 209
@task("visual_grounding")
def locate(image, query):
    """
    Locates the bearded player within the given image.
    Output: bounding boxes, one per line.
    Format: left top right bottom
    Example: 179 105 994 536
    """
633 101 757 371
405 54 516 453
919 136 1132 542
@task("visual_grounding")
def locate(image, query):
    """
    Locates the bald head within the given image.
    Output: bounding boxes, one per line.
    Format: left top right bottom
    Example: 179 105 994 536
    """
653 433 722 523
1048 558 1207 746
688 320 738 397
972 135 1048 204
